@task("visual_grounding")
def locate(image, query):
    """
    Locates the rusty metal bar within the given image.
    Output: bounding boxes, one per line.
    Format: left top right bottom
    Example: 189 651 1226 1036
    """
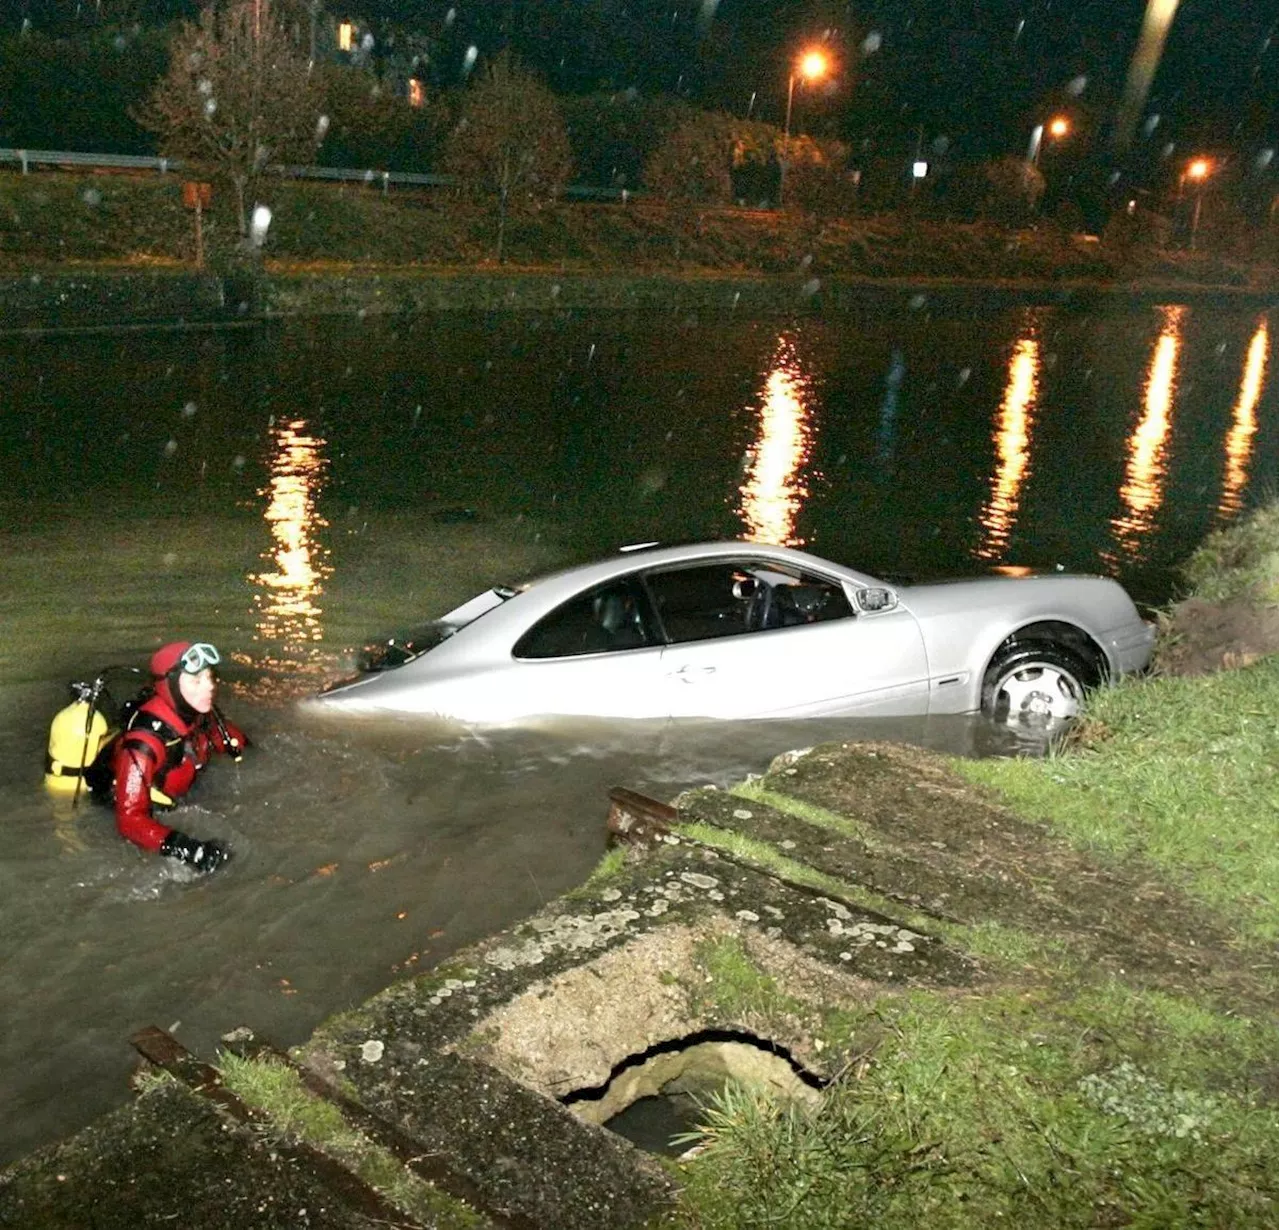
606 786 676 845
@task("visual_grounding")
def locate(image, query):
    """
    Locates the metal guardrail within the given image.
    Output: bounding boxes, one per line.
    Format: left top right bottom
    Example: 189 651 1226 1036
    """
282 161 453 188
0 148 181 174
0 147 628 199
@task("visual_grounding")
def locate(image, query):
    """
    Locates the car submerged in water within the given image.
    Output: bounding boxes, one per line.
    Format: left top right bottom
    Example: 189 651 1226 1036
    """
312 541 1155 727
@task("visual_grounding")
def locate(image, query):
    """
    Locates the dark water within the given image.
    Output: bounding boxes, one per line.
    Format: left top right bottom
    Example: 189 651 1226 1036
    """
0 301 1273 1164
606 1091 706 1156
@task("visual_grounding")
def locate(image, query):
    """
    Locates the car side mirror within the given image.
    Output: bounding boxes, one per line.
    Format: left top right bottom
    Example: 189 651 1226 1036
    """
854 586 897 613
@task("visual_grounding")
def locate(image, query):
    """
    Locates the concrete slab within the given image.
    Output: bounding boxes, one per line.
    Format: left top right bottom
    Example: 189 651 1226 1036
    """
0 1080 400 1229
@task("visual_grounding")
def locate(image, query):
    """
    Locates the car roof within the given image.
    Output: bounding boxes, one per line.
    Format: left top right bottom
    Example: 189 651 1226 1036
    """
519 540 873 600
425 541 872 660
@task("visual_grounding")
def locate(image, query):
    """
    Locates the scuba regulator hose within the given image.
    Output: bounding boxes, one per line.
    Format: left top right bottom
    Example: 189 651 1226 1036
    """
211 705 243 761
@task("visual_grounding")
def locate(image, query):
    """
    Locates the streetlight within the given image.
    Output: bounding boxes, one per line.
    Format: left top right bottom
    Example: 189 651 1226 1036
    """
1182 157 1212 249
1027 115 1070 166
780 48 829 208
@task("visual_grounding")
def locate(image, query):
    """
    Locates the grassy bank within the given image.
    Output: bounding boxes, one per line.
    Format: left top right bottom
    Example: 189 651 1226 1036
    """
958 662 1277 943
959 503 1278 944
665 508 1278 1229
2 171 1273 290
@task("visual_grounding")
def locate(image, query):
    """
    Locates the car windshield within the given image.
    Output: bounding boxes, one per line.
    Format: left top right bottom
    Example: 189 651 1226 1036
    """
359 584 523 672
357 622 456 672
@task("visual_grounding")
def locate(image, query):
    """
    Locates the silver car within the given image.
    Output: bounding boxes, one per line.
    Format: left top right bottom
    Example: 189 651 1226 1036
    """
313 542 1155 726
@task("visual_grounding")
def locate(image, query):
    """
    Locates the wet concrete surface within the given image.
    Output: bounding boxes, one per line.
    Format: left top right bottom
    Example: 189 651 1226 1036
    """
0 1080 408 1230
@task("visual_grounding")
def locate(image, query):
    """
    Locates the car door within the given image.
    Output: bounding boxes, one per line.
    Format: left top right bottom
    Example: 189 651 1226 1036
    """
505 576 670 719
646 559 931 719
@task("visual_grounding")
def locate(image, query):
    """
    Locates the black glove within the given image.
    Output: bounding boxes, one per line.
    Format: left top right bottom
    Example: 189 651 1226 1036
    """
160 830 231 874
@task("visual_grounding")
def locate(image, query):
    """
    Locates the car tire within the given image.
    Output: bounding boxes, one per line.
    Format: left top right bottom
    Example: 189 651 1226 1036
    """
981 640 1095 727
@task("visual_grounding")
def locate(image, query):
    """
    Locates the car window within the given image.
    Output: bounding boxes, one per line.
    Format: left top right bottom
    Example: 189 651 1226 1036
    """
513 579 654 659
645 560 854 644
757 569 854 630
643 563 755 643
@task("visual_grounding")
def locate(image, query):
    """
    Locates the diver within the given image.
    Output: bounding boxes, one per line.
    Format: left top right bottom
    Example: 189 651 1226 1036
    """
89 641 246 874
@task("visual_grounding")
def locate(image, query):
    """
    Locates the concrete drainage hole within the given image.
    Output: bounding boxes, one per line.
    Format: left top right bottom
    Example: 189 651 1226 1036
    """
560 1029 825 1157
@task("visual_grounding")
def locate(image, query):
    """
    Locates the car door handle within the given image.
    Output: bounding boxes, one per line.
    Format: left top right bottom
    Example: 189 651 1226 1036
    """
671 665 717 681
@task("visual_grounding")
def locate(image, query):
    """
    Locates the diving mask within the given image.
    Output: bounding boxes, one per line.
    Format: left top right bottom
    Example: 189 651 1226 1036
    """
180 642 221 674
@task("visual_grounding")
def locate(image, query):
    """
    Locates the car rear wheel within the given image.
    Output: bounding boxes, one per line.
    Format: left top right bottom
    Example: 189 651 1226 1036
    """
981 641 1092 726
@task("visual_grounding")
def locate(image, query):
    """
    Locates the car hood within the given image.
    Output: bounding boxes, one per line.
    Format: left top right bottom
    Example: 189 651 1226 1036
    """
898 572 1135 627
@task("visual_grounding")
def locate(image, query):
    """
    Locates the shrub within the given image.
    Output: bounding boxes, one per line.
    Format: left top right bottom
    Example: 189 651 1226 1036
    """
779 134 854 216
1102 205 1174 254
643 109 737 204
561 91 683 191
980 155 1045 224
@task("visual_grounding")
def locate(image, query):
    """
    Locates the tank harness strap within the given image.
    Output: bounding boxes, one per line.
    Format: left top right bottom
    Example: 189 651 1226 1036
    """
45 754 88 777
121 728 180 808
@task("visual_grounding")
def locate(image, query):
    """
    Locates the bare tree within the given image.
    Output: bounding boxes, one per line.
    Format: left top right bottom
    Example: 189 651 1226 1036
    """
139 0 323 238
442 50 572 263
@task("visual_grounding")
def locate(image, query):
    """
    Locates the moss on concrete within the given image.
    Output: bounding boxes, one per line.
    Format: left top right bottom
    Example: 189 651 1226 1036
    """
0 1082 387 1229
218 1052 483 1229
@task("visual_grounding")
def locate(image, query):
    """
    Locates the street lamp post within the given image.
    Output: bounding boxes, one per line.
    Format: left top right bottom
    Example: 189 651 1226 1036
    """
780 49 828 208
1182 157 1211 249
1027 115 1070 167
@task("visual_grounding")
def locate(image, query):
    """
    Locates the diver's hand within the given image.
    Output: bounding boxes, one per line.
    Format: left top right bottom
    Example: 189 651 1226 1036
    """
159 830 231 874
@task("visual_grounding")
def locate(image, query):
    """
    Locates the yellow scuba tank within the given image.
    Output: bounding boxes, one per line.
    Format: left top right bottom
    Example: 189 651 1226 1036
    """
45 682 113 795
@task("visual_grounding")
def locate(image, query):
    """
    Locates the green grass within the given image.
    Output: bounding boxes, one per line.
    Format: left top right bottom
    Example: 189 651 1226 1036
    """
218 1051 482 1228
675 820 1097 990
564 844 631 899
676 820 1092 983
0 174 193 261
672 821 922 925
730 779 887 850
668 514 1279 1228
690 935 808 1025
929 917 1071 971
954 659 1279 941
1179 502 1279 605
666 983 1278 1229
954 501 1278 946
130 1065 179 1095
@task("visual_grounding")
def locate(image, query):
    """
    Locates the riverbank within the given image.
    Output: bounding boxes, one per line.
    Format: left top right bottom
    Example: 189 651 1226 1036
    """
1 171 1275 330
3 263 1276 333
1 507 1274 1227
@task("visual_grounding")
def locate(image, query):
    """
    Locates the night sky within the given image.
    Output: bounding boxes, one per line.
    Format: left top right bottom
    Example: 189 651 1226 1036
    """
341 0 1277 159
4 0 1277 172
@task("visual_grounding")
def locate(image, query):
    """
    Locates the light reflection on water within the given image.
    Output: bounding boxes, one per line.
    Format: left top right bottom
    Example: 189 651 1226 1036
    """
1218 318 1269 522
243 418 333 693
1109 305 1184 563
737 334 814 547
975 321 1041 562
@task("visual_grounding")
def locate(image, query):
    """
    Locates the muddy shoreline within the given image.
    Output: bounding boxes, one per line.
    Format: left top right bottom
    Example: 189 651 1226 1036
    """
1 265 1274 332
